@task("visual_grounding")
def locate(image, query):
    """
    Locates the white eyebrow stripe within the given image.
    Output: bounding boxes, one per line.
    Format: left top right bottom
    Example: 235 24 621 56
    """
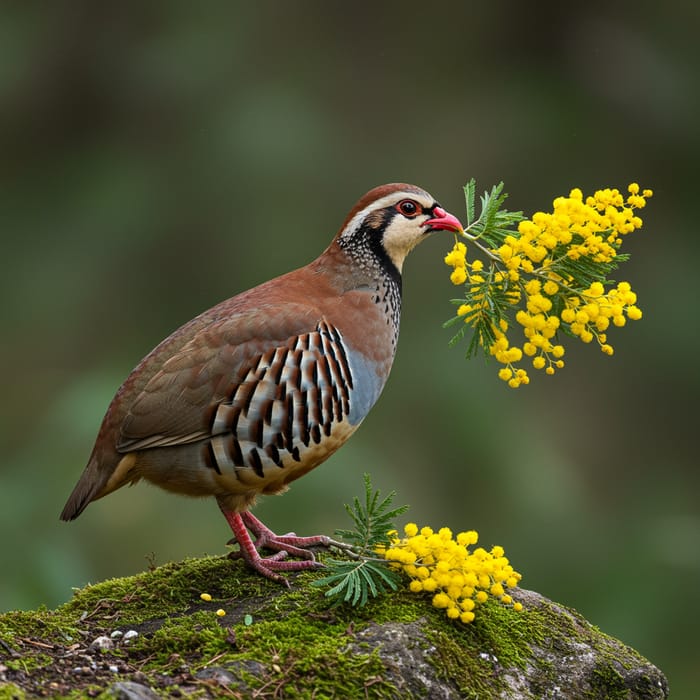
340 192 435 238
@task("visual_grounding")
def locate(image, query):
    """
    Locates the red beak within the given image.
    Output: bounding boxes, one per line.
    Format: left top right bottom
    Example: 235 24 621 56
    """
423 206 464 234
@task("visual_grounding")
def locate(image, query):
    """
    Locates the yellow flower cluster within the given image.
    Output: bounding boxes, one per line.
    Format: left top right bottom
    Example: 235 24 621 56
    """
560 280 641 353
445 183 652 387
444 241 469 285
382 523 522 623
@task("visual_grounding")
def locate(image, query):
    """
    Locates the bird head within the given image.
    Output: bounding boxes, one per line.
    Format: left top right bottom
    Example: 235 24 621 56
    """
337 183 463 274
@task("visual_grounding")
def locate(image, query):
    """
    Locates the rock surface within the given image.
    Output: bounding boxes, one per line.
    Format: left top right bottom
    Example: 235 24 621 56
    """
0 556 669 699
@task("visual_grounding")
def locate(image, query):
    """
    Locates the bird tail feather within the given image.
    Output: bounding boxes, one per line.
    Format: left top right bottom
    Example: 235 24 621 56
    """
59 456 110 521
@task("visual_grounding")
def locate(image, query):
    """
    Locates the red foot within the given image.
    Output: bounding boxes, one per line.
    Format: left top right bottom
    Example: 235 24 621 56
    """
218 505 331 585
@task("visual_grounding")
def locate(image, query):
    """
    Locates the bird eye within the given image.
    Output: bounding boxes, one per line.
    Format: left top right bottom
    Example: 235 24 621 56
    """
396 199 421 217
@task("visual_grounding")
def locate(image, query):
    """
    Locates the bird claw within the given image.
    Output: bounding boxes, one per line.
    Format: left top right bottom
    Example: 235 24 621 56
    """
227 548 289 563
247 555 324 587
219 506 332 585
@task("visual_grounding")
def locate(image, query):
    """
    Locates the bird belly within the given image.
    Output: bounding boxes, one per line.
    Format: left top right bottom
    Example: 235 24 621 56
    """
133 418 359 507
213 417 359 494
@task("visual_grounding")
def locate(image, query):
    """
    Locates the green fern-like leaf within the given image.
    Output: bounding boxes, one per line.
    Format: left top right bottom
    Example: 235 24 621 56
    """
463 178 476 226
334 473 408 551
314 559 401 607
313 474 408 608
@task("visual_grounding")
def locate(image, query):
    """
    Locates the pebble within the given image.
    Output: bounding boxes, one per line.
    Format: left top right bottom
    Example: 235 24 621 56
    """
195 667 237 684
122 630 139 644
108 681 160 699
89 635 114 652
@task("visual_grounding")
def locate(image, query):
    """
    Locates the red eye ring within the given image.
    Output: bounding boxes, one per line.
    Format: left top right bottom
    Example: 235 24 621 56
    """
396 199 421 217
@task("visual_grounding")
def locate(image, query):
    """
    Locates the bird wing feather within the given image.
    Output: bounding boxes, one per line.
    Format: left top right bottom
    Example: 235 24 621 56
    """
116 303 323 452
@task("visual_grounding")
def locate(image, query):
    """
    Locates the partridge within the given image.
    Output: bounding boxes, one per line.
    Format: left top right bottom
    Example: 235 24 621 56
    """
61 183 463 583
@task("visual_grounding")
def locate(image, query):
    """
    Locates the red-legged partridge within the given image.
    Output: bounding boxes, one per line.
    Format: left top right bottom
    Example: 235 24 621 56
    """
61 183 463 583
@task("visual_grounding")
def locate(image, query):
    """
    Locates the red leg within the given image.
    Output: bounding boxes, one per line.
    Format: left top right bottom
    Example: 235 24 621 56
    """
217 505 328 585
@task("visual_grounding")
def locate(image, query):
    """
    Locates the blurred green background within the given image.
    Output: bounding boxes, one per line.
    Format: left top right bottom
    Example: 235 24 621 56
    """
2 2 697 696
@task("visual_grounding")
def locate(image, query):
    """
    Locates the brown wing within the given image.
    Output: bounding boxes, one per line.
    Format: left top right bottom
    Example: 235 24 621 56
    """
116 303 323 453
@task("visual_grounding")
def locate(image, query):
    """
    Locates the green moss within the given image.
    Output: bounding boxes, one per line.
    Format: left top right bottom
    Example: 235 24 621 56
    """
3 653 53 674
0 608 76 679
59 556 270 627
233 617 393 698
590 663 630 699
0 555 666 698
420 599 533 697
131 610 230 665
0 607 78 647
358 589 429 625
120 569 397 697
0 684 27 700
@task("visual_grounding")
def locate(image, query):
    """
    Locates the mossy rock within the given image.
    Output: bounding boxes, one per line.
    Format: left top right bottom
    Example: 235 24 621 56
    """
0 555 668 698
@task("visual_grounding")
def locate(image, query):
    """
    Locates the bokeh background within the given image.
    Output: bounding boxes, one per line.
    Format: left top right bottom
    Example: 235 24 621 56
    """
2 2 698 696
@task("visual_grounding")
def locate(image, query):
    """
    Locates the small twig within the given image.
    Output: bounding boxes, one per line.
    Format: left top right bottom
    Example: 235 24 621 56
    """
202 651 228 668
0 638 19 656
17 637 55 650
